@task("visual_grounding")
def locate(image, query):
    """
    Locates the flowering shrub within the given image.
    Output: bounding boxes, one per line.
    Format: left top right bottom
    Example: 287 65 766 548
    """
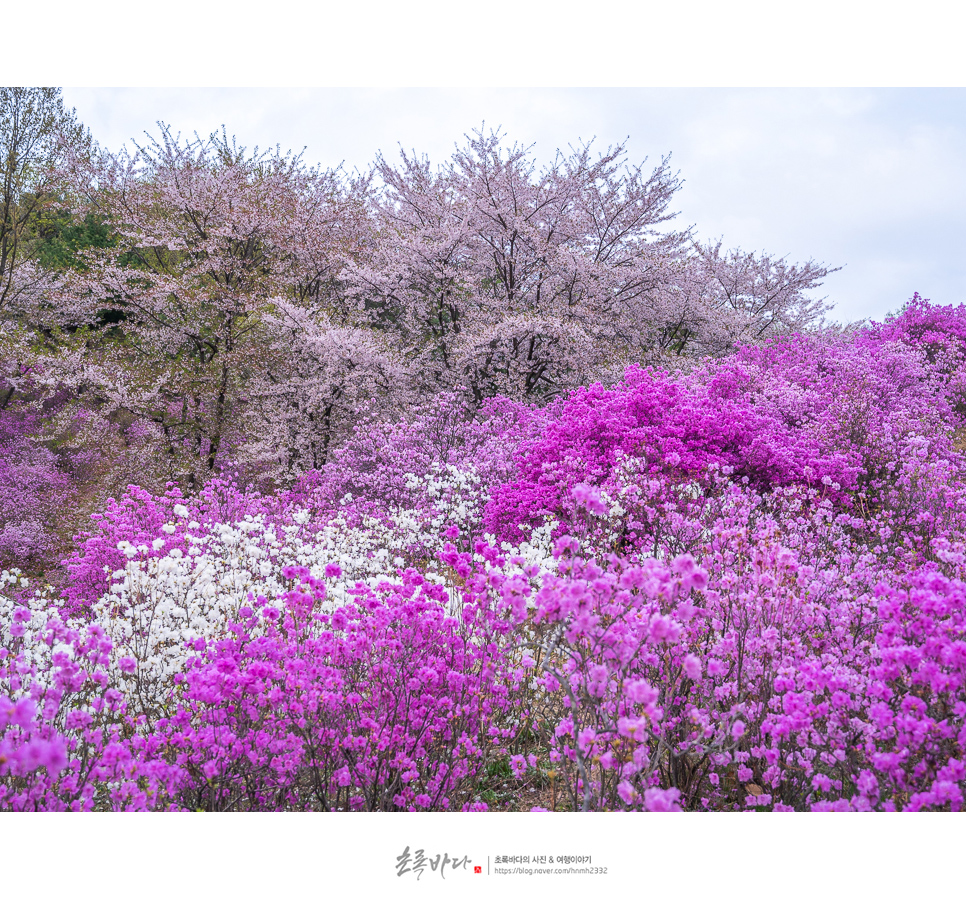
150 566 533 811
0 378 75 571
0 610 177 810
3 295 966 811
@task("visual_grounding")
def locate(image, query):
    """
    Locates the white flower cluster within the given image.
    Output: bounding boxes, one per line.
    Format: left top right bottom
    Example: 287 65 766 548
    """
491 519 560 575
0 569 86 688
89 509 444 714
403 462 488 532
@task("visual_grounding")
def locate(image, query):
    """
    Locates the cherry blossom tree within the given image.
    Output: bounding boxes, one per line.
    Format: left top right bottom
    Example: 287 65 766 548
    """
238 300 407 479
0 87 90 316
681 240 840 355
49 126 375 486
348 129 838 403
350 129 689 403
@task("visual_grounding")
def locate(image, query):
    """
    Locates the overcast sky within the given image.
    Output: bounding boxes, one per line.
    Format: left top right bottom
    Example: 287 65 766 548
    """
58 87 965 326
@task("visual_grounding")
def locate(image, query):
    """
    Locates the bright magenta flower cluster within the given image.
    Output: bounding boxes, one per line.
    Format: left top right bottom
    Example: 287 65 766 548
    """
149 564 529 812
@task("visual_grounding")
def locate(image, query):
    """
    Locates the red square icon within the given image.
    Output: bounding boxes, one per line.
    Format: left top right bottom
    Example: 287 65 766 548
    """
474 866 482 874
